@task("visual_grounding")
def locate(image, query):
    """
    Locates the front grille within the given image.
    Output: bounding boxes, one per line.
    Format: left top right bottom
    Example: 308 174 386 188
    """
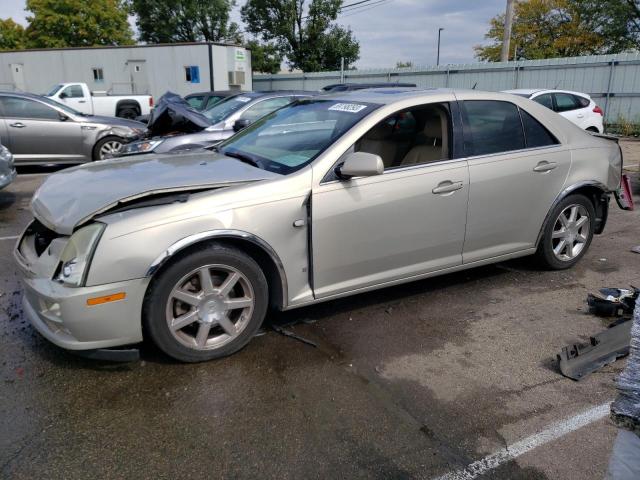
25 219 61 257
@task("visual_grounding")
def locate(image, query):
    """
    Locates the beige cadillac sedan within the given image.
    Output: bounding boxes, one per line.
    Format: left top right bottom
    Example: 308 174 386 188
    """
14 89 625 362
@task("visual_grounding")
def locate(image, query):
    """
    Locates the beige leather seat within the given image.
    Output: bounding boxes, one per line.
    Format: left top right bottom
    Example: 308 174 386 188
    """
400 112 448 166
357 123 397 168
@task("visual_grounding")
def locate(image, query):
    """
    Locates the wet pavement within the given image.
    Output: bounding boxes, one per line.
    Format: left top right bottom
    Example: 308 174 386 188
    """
1 160 639 479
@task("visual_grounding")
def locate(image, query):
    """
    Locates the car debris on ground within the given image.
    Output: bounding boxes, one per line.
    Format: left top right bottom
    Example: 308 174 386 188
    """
558 287 638 380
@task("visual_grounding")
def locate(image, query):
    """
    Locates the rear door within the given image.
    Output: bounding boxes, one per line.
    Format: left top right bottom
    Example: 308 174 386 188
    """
460 99 570 263
0 96 84 164
552 93 585 128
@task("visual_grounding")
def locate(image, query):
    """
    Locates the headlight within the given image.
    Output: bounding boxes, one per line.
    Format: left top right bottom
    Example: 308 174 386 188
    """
121 139 163 155
56 223 105 287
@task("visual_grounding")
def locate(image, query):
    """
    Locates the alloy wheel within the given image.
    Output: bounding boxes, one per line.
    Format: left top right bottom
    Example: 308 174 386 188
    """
551 204 590 262
99 140 123 159
165 264 255 350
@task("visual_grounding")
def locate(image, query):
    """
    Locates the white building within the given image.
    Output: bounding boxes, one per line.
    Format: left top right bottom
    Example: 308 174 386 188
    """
0 42 252 99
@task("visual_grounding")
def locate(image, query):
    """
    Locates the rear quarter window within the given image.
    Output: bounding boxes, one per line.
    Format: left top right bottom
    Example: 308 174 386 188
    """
520 109 559 148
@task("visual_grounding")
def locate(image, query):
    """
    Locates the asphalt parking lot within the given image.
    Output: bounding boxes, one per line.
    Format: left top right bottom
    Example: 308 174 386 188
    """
1 144 639 479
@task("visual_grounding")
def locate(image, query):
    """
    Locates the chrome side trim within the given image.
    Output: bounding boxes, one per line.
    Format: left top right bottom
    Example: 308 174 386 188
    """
534 180 609 248
146 229 289 309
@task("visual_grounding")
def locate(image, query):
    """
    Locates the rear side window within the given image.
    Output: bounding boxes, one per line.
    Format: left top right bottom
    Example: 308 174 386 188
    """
533 93 553 110
575 95 590 108
520 109 559 148
186 95 205 109
462 100 525 156
554 93 580 112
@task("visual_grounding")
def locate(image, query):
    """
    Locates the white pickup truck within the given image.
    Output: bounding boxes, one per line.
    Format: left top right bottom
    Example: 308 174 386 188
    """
46 82 153 119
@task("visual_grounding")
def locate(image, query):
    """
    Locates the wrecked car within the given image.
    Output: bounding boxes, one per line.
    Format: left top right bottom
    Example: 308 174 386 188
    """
119 91 314 157
14 89 628 362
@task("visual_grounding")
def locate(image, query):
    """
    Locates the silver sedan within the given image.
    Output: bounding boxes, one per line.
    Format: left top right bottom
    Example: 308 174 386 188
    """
0 92 145 164
14 89 627 362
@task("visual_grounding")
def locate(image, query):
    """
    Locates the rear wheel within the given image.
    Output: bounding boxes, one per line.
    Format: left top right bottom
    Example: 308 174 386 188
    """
143 244 268 362
117 107 138 119
93 136 124 160
536 194 595 269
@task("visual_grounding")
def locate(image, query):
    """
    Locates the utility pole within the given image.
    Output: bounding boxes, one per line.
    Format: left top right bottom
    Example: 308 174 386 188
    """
437 28 444 66
501 0 516 62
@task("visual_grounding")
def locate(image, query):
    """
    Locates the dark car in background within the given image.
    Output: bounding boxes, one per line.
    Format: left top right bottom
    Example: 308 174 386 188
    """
120 91 315 157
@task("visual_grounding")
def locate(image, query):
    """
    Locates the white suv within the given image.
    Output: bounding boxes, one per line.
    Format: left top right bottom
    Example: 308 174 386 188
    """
503 89 604 133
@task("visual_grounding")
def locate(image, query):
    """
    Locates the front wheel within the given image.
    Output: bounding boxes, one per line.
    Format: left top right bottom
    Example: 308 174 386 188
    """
93 136 124 160
143 244 268 362
535 194 595 270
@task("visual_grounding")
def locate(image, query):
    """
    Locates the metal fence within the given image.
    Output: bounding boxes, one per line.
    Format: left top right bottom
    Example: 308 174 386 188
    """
253 53 640 124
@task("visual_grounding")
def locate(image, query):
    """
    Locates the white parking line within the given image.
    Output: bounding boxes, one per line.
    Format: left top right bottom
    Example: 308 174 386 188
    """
0 235 19 241
432 402 611 480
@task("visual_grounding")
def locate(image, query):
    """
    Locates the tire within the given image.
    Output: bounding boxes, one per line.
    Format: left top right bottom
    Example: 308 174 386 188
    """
143 244 268 362
117 107 138 119
93 136 124 160
535 194 595 270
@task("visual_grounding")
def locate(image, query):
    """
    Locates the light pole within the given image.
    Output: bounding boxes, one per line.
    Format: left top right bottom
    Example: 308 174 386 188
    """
437 28 444 66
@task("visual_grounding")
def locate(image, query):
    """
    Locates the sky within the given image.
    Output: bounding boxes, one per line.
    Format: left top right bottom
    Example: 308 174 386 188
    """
3 0 506 69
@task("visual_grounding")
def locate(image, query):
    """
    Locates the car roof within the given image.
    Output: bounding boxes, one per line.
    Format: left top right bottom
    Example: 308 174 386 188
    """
322 87 453 105
503 88 592 99
185 90 239 97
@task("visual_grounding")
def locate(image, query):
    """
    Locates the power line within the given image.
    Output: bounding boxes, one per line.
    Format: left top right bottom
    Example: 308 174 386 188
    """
340 0 393 17
302 0 382 20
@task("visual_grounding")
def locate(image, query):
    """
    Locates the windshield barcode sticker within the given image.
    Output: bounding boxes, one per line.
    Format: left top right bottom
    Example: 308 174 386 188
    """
236 96 252 103
328 103 367 113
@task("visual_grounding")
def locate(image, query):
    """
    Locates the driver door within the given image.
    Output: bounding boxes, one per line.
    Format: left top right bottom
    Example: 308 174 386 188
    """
311 102 469 299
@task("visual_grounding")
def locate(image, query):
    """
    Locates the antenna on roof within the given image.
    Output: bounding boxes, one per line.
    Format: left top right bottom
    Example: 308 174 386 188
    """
472 82 478 90
554 81 560 89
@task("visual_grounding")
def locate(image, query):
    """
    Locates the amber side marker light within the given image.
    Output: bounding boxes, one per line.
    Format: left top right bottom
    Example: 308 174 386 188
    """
86 292 126 306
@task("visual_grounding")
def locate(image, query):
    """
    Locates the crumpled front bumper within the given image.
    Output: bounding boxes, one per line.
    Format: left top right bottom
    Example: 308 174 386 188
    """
14 227 148 351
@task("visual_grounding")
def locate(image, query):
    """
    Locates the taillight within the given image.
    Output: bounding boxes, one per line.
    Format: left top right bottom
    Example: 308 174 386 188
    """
149 97 154 107
593 105 603 116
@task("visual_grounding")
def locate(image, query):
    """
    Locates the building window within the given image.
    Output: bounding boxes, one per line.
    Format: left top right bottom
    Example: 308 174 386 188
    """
92 68 104 83
185 66 200 84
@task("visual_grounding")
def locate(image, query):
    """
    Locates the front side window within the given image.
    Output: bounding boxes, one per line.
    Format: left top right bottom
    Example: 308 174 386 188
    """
355 103 451 170
0 97 59 120
533 93 553 110
462 100 525 156
186 95 205 109
218 99 379 175
61 85 84 98
554 93 580 112
240 97 294 122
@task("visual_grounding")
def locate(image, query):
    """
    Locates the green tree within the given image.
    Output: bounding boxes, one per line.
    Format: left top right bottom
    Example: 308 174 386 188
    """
474 0 605 61
246 40 283 73
571 0 640 52
129 0 241 44
241 0 360 72
0 18 27 50
25 0 134 48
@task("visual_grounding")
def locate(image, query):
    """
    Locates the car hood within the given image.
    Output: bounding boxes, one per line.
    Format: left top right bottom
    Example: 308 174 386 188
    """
31 152 280 235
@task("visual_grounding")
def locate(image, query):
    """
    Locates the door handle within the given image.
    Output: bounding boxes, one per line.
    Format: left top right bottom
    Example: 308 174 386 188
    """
432 181 463 195
9 122 25 128
533 161 557 173
577 114 584 118
78 100 87 103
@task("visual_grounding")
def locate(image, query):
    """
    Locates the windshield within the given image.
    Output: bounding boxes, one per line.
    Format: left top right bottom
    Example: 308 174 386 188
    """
47 84 63 96
203 94 258 123
218 99 380 175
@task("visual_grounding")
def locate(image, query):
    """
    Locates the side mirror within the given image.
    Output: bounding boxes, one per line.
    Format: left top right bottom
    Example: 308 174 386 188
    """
336 152 384 179
59 91 68 99
233 118 251 132
58 113 69 121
